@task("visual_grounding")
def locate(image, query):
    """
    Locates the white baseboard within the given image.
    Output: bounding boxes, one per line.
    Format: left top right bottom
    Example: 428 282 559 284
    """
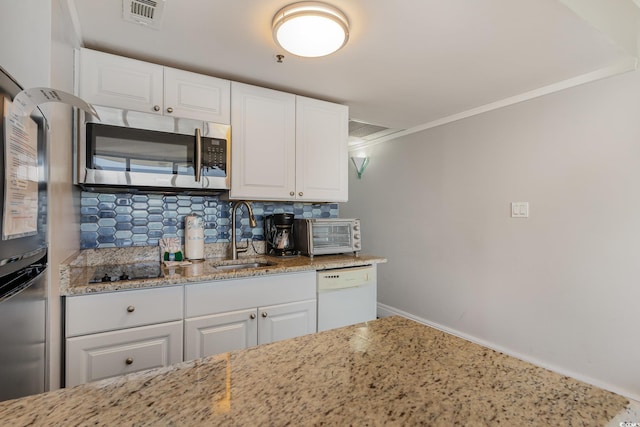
377 303 640 402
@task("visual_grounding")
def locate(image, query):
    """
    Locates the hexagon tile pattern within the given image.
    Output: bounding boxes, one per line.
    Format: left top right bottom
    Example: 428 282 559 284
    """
80 192 339 249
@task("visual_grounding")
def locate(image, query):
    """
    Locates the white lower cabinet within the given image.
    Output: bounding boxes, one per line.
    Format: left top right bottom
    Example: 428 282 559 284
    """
65 272 318 386
185 299 316 360
257 300 316 346
66 321 183 387
64 286 184 387
184 272 317 361
65 286 184 337
185 308 258 360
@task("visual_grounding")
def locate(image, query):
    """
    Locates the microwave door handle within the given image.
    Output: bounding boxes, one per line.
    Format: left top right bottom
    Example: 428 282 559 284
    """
195 128 202 182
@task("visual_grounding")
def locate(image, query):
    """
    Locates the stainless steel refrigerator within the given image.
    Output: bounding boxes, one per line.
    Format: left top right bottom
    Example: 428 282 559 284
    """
0 66 48 401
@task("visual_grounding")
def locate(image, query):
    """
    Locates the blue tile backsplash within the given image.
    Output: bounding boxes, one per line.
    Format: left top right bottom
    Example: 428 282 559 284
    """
80 192 339 249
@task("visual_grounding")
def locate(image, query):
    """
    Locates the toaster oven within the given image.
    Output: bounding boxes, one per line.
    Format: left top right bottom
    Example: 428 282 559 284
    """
293 218 361 259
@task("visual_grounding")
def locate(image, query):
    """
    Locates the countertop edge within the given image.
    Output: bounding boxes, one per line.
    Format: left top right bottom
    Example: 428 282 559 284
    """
60 254 387 296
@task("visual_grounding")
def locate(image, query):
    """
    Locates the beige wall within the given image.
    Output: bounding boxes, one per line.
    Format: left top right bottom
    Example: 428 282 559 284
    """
342 69 640 400
0 0 81 390
0 1 51 87
47 0 81 390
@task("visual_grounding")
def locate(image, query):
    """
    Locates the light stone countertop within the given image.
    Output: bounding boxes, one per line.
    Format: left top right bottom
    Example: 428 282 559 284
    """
0 316 634 426
60 244 386 296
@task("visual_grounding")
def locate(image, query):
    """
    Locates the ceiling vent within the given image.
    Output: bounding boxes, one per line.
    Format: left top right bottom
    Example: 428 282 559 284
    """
348 119 402 146
122 0 166 29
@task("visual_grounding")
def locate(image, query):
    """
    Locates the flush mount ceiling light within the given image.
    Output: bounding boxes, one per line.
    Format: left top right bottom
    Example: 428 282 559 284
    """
272 2 350 58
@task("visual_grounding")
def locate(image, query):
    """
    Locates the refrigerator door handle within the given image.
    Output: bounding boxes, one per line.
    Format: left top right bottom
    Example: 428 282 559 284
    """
0 264 46 301
0 247 46 268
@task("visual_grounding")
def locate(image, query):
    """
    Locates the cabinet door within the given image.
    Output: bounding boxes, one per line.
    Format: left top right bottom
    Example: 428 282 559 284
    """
77 48 163 114
164 68 230 123
258 299 317 345
184 308 258 361
230 82 296 200
296 96 349 202
66 321 183 387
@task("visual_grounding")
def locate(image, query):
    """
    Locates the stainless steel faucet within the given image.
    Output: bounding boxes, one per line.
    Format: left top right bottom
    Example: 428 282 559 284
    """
231 201 257 260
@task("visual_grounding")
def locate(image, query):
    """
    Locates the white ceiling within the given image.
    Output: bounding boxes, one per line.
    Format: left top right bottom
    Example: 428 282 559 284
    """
70 0 637 144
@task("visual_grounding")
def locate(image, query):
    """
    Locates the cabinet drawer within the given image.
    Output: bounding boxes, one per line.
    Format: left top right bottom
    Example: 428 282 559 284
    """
66 321 183 387
185 272 315 318
65 286 183 337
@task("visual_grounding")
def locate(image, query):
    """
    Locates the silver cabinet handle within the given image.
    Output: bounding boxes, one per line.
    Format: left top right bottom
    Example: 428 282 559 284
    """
125 357 134 365
126 305 135 313
261 312 268 318
166 107 174 113
153 105 160 112
194 128 202 182
250 313 256 319
298 192 303 197
289 191 295 196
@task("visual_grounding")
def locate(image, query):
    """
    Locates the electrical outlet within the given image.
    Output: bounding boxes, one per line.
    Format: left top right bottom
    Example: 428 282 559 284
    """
511 202 529 218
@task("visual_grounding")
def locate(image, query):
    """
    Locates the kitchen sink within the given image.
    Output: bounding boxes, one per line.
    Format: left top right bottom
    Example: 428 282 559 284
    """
213 261 274 271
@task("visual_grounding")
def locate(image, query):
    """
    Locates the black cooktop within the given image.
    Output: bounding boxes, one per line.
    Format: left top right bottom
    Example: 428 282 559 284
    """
89 262 163 283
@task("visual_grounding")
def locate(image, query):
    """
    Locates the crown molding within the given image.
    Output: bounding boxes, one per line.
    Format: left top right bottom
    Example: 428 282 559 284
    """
348 57 638 152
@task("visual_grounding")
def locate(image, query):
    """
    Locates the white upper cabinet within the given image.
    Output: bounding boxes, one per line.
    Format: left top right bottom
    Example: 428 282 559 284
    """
296 96 348 202
230 82 349 202
77 48 230 123
163 68 230 123
230 82 296 200
78 48 163 114
77 49 347 201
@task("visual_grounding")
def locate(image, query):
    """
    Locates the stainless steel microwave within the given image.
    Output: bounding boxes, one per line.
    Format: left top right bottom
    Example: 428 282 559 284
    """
293 218 361 258
74 105 230 192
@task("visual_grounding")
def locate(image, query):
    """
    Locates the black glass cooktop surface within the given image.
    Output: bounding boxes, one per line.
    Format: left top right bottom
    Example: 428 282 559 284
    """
89 262 163 283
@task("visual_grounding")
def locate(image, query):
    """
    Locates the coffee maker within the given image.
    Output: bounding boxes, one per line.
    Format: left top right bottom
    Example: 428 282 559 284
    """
265 213 297 256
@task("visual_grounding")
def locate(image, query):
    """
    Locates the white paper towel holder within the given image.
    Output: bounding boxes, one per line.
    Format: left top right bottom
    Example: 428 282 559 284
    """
184 214 205 261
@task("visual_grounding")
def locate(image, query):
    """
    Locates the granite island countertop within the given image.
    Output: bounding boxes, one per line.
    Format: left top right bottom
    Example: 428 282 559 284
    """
60 245 386 295
0 316 636 426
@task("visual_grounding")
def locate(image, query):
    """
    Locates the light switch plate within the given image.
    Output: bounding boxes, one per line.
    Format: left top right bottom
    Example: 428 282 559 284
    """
511 202 529 218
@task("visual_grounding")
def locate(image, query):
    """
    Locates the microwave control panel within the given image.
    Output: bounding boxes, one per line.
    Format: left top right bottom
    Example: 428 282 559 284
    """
201 138 228 175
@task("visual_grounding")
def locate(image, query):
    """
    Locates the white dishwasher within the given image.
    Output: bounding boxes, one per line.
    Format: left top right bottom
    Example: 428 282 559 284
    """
317 265 377 332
